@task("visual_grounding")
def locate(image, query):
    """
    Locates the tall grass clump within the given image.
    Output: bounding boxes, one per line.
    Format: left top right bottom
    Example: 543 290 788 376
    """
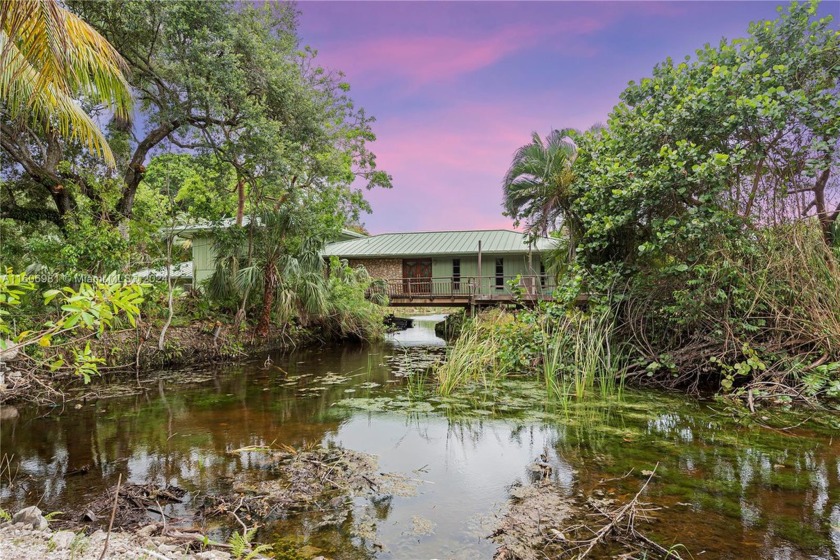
435 306 626 401
437 312 510 396
540 309 626 403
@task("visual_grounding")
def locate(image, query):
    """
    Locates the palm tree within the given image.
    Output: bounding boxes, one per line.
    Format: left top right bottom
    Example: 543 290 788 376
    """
1 0 131 166
502 128 583 242
210 210 328 338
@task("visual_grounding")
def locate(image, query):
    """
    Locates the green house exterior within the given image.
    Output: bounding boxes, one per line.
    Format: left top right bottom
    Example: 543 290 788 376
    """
172 220 367 287
322 230 556 296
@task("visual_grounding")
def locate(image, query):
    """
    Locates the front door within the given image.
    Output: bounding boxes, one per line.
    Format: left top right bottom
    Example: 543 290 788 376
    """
403 259 432 294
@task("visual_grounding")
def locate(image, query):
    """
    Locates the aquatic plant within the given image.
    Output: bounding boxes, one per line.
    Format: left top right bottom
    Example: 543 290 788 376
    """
436 307 626 403
436 316 506 396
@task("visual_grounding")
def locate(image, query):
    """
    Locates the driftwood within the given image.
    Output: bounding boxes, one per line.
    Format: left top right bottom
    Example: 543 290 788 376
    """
98 473 122 560
566 463 683 560
72 483 188 531
492 463 684 560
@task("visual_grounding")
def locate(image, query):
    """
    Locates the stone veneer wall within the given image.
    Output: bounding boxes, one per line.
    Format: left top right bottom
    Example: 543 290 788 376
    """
348 258 402 281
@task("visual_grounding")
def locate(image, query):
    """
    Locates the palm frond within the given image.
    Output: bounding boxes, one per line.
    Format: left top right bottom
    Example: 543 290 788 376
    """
0 0 132 166
502 128 582 239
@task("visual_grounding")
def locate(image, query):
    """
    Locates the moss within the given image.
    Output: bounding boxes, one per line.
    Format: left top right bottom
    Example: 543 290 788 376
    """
772 518 831 552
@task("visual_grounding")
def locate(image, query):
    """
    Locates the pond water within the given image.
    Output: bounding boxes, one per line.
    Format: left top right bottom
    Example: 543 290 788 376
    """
1 315 839 559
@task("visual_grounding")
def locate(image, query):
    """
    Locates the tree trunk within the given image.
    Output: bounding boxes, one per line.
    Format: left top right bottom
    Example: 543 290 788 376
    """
256 263 277 338
235 177 245 226
117 120 180 220
813 166 834 246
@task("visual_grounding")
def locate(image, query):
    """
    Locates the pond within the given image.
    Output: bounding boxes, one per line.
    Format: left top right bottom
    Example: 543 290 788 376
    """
0 315 838 559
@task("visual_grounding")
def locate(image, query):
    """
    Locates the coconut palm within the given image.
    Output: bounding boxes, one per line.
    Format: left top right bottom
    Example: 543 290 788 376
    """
502 128 584 242
1 0 131 166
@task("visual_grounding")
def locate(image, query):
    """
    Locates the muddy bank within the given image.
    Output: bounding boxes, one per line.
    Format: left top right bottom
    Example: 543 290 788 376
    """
491 467 684 560
434 309 466 340
9 446 419 559
0 323 318 404
0 517 236 560
491 481 574 560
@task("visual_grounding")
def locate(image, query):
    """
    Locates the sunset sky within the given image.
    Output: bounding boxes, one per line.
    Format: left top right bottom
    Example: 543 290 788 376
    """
297 1 837 234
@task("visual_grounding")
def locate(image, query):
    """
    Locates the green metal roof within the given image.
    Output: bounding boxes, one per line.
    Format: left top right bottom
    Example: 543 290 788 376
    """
322 230 556 258
167 218 365 242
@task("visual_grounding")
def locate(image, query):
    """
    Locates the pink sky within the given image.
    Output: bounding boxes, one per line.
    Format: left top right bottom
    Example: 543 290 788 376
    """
297 1 833 234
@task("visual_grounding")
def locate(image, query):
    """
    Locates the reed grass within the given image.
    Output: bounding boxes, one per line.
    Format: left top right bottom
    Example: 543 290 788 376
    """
437 321 504 396
436 308 626 403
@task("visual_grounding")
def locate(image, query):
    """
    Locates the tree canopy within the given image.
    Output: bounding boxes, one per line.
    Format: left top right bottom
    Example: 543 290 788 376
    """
1 0 390 236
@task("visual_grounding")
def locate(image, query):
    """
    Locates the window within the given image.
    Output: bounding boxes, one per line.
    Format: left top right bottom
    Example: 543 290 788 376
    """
495 258 504 290
540 261 546 289
452 258 461 290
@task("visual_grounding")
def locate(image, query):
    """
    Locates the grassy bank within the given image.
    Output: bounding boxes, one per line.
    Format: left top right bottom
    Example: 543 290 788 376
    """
435 230 840 410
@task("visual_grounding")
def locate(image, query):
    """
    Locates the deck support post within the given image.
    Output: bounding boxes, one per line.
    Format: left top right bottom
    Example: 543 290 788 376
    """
477 240 482 295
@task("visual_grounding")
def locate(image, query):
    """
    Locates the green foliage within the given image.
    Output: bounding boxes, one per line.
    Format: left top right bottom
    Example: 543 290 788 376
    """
0 272 145 382
229 527 272 560
139 154 239 223
0 271 36 333
320 257 387 341
710 344 767 392
564 0 838 288
800 362 840 399
522 1 840 397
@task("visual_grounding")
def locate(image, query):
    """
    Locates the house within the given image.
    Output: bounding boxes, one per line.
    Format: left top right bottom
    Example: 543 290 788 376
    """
133 262 194 286
170 218 366 286
322 229 557 306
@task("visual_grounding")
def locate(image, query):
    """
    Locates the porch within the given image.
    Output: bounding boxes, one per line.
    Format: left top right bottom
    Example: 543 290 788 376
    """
372 275 556 308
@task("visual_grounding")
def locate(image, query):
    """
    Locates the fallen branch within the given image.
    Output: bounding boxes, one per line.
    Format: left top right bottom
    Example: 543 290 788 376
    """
575 463 679 560
98 473 122 560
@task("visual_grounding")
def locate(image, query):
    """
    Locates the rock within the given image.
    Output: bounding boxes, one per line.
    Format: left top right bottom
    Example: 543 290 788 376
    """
136 523 159 538
51 530 76 549
89 529 106 542
82 509 97 522
0 340 20 361
0 406 19 420
195 551 232 560
12 506 48 530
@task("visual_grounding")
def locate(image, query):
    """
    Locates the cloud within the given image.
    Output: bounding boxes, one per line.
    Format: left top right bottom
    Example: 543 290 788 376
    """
359 96 615 233
316 17 607 89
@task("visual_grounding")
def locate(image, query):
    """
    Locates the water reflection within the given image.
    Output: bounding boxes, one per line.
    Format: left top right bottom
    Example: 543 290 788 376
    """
1 331 839 559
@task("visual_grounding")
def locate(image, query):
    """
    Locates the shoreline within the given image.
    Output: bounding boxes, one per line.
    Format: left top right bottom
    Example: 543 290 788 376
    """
0 323 326 405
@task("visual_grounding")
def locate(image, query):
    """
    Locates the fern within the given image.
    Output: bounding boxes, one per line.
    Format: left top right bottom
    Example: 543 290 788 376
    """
245 544 273 560
229 528 272 560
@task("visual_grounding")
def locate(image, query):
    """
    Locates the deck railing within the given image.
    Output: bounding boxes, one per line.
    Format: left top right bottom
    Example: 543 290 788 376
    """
372 275 556 299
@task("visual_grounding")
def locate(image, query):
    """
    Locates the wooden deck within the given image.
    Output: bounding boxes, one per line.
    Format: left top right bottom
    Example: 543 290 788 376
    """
371 275 556 308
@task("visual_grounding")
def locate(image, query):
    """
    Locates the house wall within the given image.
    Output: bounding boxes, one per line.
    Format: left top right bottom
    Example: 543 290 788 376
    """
191 235 217 285
348 258 402 281
432 254 542 294
348 254 545 295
